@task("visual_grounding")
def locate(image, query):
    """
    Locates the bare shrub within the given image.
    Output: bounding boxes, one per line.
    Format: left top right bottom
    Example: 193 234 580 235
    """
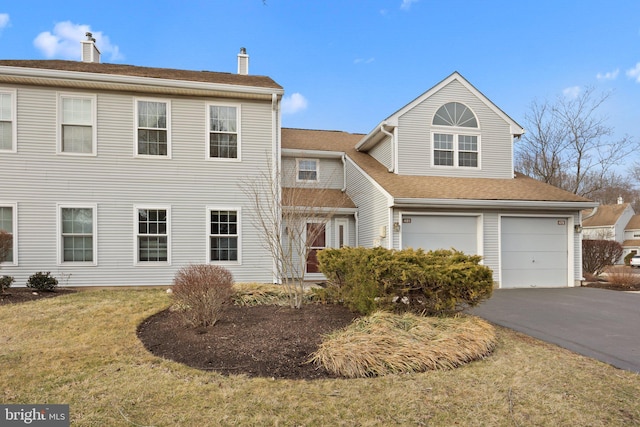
606 266 640 288
171 264 234 328
582 239 623 276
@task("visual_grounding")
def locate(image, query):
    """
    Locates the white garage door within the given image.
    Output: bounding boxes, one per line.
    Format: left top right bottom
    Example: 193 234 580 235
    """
402 215 478 254
501 217 568 288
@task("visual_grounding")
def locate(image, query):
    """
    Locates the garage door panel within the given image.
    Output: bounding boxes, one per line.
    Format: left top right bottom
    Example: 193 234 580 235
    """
402 215 478 255
501 217 568 288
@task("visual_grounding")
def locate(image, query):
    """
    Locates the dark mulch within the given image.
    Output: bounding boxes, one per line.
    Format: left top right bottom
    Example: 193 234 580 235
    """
0 287 76 305
582 282 640 291
137 303 358 380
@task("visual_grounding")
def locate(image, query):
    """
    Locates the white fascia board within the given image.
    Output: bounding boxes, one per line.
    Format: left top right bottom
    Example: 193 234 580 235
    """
281 148 344 159
392 198 598 210
355 118 398 151
0 66 284 97
282 206 357 215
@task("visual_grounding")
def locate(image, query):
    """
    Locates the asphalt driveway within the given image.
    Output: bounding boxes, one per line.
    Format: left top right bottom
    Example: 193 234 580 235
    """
468 287 640 373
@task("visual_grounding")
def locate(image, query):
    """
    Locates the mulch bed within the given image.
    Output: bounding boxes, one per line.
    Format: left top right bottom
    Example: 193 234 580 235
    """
0 287 76 305
137 303 359 380
582 282 640 291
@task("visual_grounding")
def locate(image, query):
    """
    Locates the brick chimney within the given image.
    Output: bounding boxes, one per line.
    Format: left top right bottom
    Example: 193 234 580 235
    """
237 47 249 75
81 32 101 63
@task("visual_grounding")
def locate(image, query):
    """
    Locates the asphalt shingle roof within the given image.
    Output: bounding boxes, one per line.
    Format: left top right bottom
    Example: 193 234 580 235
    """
582 203 630 227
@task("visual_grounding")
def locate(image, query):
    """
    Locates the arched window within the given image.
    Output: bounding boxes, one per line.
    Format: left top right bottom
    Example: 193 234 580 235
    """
432 102 479 168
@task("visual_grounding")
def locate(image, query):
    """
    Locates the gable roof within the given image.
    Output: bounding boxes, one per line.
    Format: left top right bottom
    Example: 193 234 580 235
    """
282 128 594 208
625 214 640 231
582 203 631 228
356 71 525 151
0 60 283 99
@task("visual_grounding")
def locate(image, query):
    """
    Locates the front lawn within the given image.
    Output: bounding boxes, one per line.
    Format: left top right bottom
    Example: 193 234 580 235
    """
1 289 638 426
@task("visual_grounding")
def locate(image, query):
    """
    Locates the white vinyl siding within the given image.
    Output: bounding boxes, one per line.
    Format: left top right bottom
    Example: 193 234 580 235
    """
58 204 97 265
0 204 16 264
207 207 241 264
282 156 344 189
135 206 170 264
207 103 241 160
58 93 96 155
0 89 16 152
369 135 393 170
136 98 170 158
396 79 513 179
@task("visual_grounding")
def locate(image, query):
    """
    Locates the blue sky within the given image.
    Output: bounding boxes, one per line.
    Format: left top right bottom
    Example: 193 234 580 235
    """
1 0 640 143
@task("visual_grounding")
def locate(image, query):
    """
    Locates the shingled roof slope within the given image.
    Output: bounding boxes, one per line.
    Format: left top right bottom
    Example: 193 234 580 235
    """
625 214 640 230
582 203 630 227
0 60 282 89
282 128 592 203
282 188 356 209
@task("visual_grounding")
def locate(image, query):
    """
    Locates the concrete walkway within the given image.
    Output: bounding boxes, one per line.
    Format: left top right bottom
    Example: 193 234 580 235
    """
468 287 640 373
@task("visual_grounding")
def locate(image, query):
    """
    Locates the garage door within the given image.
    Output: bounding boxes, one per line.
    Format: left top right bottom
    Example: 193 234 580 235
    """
501 217 568 288
402 215 478 254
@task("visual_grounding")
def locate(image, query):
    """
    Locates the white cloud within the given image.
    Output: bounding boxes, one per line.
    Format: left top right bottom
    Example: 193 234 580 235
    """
33 21 123 61
0 13 9 30
400 0 419 10
562 86 581 99
281 93 308 115
354 57 375 64
596 68 619 81
626 63 640 82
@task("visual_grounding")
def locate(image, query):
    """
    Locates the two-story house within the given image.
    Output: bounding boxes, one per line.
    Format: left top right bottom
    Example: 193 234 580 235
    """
0 39 284 286
0 39 596 288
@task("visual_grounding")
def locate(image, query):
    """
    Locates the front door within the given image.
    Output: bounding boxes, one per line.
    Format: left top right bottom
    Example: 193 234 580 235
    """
306 222 326 274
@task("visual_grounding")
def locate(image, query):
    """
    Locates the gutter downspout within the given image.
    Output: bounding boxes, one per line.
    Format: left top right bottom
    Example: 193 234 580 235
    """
272 92 281 284
341 153 347 192
380 122 395 173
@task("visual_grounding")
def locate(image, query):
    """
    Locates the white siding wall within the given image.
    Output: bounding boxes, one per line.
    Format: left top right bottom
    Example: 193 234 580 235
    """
396 80 514 179
281 156 344 189
368 136 392 170
345 160 390 247
0 85 277 286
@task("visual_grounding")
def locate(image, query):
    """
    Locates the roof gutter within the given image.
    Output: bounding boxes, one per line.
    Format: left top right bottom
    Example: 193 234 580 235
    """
392 198 598 210
281 148 344 159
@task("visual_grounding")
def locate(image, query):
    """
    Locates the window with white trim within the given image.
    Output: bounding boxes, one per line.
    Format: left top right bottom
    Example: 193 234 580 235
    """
296 158 318 181
0 205 15 263
0 90 16 152
136 207 170 263
208 105 239 159
136 99 170 157
208 209 239 262
59 94 96 155
432 102 480 168
59 206 96 264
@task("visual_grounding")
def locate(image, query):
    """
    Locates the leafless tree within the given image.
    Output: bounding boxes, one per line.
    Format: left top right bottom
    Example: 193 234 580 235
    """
516 88 635 198
243 156 342 309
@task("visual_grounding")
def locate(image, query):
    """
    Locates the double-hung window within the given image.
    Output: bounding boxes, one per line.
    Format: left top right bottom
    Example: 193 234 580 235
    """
208 104 240 160
136 99 170 157
59 94 96 155
432 102 480 168
0 89 16 152
208 208 240 263
136 207 170 263
296 158 318 181
59 205 96 264
0 205 16 264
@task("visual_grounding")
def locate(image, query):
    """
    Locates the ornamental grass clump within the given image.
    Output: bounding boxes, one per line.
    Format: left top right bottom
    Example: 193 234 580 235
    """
310 311 496 378
171 264 234 328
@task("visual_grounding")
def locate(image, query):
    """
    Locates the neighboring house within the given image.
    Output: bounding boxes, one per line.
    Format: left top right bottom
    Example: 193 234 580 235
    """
582 199 637 262
0 39 597 288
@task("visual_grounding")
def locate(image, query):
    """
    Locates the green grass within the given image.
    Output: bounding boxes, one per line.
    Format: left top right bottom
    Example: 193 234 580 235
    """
1 289 639 426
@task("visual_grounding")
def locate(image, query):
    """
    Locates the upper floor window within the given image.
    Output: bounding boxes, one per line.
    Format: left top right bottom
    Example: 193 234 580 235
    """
59 94 96 155
0 205 15 264
136 99 170 157
208 104 240 160
0 90 16 152
59 205 96 264
432 102 480 168
297 159 318 181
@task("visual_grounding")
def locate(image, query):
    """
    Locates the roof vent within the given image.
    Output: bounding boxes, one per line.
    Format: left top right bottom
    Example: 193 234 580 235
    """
237 47 249 75
81 32 101 63
618 196 624 205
